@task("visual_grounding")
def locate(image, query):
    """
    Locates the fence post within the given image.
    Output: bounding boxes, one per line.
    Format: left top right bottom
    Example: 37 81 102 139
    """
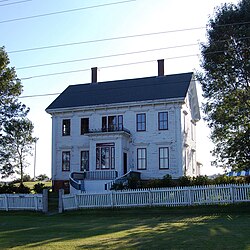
4 194 8 211
58 189 64 213
42 189 48 213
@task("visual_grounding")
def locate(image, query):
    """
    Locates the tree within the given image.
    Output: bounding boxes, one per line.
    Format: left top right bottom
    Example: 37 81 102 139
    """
0 46 28 132
0 46 36 181
1 118 36 184
197 0 250 171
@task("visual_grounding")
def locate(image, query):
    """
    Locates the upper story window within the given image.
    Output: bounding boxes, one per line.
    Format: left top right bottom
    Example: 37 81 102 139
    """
81 118 89 134
136 113 146 131
62 119 70 136
158 112 168 130
102 115 123 132
62 151 70 171
137 148 147 170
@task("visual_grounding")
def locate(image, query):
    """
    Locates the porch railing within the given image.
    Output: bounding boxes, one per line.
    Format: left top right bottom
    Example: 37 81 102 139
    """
85 127 130 135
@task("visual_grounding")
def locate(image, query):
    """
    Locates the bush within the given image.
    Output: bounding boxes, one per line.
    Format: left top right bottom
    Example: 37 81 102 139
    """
0 183 17 193
178 176 192 186
192 175 211 186
16 184 31 193
33 183 46 193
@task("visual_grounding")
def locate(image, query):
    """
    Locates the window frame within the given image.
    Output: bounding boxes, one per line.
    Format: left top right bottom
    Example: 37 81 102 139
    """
137 148 147 170
136 113 146 132
158 112 168 130
159 147 169 169
80 150 89 171
80 118 89 134
62 151 70 171
96 143 115 170
62 119 71 136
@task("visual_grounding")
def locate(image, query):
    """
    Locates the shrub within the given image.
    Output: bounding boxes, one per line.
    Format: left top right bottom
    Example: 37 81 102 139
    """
0 183 17 194
16 184 31 193
192 175 211 186
178 176 192 186
33 183 46 193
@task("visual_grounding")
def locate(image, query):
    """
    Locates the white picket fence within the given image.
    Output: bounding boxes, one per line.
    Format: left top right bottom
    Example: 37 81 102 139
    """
0 193 45 211
61 184 250 211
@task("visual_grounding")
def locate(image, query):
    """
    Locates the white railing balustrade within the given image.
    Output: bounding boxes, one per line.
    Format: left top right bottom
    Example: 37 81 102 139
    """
61 184 250 211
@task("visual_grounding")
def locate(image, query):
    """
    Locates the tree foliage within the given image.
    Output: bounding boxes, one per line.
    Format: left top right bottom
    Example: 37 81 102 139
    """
1 118 36 184
0 46 28 132
197 0 250 171
0 46 36 181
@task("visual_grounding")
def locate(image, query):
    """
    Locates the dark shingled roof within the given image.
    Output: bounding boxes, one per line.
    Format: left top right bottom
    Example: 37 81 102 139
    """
46 72 193 111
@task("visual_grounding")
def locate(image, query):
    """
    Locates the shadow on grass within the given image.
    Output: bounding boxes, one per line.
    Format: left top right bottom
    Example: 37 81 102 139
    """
0 203 249 249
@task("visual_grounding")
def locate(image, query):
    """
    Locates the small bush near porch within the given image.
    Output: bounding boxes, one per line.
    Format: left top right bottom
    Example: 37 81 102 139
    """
0 204 249 249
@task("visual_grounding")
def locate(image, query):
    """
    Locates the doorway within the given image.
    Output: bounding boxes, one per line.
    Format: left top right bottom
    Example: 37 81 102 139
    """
123 153 128 175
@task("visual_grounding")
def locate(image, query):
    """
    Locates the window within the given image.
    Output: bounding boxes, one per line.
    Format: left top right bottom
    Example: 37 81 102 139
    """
159 147 169 169
137 148 147 170
62 119 70 136
62 151 70 171
136 113 146 131
80 151 89 171
96 143 115 169
158 112 168 130
102 115 123 131
81 118 89 134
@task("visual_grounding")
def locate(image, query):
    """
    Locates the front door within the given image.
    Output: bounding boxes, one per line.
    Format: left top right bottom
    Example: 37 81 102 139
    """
123 153 128 175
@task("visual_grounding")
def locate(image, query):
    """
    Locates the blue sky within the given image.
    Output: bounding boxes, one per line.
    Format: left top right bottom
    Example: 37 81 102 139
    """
0 0 239 179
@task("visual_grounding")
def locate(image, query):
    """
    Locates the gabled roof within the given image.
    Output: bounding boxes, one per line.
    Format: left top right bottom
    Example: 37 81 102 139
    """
46 72 193 112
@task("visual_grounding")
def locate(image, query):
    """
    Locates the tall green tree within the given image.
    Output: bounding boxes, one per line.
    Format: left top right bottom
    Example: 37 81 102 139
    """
1 118 36 184
197 0 250 171
0 46 28 132
0 46 36 181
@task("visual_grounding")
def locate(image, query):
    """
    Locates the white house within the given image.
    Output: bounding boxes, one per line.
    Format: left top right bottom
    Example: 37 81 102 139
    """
46 60 200 193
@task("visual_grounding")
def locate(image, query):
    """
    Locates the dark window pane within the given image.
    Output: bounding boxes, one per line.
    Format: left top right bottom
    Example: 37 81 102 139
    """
62 151 70 171
81 118 89 134
62 119 70 136
80 151 89 171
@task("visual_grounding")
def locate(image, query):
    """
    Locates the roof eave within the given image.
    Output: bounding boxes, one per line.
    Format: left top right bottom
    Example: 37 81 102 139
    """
45 97 185 114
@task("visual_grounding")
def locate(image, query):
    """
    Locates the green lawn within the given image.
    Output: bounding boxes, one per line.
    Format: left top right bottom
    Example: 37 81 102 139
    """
0 204 249 250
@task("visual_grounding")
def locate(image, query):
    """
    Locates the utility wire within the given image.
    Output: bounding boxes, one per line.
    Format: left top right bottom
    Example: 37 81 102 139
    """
19 78 198 99
16 43 199 70
0 0 135 24
8 21 250 54
20 44 249 80
0 0 31 6
20 54 200 80
16 36 250 70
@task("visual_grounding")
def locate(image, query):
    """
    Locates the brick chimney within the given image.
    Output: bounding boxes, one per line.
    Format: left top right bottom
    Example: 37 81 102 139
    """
91 67 98 83
157 59 164 76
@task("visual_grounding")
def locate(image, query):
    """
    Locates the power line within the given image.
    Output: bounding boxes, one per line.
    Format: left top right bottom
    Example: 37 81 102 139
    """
20 44 249 80
16 43 199 70
8 21 250 54
15 36 250 70
0 0 135 24
0 0 31 6
20 54 200 80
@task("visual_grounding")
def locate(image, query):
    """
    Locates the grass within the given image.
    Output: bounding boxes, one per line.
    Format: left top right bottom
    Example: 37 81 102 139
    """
0 204 250 250
19 181 52 190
